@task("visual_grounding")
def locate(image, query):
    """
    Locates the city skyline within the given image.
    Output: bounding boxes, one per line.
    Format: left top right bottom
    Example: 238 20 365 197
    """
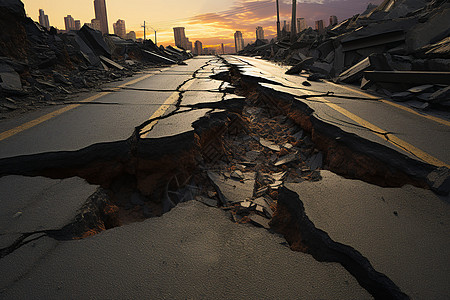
23 0 383 50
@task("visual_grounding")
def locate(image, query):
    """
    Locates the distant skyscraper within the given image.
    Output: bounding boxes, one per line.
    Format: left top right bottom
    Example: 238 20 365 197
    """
194 41 203 55
38 9 50 29
75 20 81 30
185 38 193 52
283 20 291 33
329 15 338 26
297 18 306 33
113 19 126 38
234 31 244 53
173 27 187 49
64 15 76 31
94 0 109 34
126 31 136 41
256 26 265 40
315 20 324 33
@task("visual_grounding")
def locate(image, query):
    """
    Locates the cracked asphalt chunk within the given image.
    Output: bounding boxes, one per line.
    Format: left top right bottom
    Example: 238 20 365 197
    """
0 201 371 300
0 176 98 234
286 171 450 300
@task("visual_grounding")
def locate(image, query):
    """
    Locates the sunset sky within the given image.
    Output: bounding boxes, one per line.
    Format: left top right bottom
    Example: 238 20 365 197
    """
22 0 382 51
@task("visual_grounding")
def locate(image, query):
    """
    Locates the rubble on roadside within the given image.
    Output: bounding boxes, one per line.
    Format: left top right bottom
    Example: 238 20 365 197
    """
0 0 193 118
239 0 450 111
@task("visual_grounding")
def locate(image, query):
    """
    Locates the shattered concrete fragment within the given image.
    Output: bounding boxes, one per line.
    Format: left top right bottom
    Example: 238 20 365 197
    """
0 64 22 92
246 150 261 161
407 84 434 94
428 86 450 104
249 214 270 229
427 167 450 195
285 57 314 75
258 137 281 152
195 196 218 207
99 56 125 70
207 171 255 205
306 152 323 170
274 152 298 166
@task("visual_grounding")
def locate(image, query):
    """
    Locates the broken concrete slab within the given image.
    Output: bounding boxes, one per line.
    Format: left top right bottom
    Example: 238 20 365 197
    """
286 171 450 300
99 56 125 70
428 86 450 104
274 152 298 166
427 167 450 195
338 54 390 84
258 137 281 152
142 50 177 65
207 171 255 205
285 57 314 75
249 214 270 229
0 176 98 234
363 70 450 85
195 196 217 207
0 63 22 93
0 201 371 299
306 152 323 170
78 25 111 58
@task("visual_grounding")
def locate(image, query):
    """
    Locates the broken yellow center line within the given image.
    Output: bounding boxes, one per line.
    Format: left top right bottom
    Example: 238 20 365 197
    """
300 91 450 168
0 72 160 142
141 79 197 138
326 81 450 127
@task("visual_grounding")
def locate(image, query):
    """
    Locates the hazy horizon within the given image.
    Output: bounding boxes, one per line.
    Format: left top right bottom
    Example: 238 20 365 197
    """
23 0 383 50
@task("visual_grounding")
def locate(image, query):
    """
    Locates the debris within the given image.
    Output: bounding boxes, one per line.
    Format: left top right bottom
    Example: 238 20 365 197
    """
428 86 450 104
195 196 218 207
0 64 22 93
249 214 270 229
258 137 281 152
285 57 314 75
306 152 323 170
363 71 450 85
207 171 255 205
274 152 298 166
246 150 261 161
99 56 125 70
427 167 450 195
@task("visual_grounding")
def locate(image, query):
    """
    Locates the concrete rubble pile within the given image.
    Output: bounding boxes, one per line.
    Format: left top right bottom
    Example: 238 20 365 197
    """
240 0 450 110
0 0 193 116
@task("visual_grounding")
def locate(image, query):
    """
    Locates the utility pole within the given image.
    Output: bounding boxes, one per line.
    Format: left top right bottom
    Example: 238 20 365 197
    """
276 0 281 41
141 21 146 41
150 26 158 46
291 0 297 43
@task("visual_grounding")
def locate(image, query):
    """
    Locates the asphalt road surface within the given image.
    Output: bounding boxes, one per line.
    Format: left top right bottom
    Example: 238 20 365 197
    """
0 56 449 299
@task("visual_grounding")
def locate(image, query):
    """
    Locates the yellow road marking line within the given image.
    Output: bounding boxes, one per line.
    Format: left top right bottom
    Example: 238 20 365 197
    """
141 79 196 138
0 72 160 142
326 81 450 127
299 91 450 168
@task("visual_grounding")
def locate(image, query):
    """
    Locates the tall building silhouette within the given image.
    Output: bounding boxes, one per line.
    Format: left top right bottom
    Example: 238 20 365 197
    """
64 15 76 31
94 0 109 34
297 18 306 33
38 9 50 29
234 31 244 53
113 19 126 38
315 20 324 33
194 41 203 55
256 26 264 40
173 27 187 49
329 15 338 26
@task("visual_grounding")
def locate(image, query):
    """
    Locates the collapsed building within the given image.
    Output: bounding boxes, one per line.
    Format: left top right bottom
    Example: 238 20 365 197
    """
239 0 450 110
0 0 192 115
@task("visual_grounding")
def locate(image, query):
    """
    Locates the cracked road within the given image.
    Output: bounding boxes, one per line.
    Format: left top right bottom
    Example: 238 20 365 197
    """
0 56 449 299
